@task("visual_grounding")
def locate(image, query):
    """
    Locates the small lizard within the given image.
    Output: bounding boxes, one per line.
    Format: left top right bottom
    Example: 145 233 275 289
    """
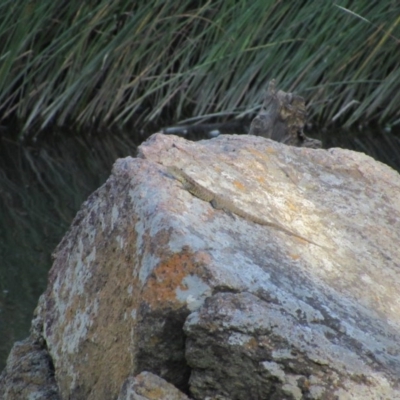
166 165 324 248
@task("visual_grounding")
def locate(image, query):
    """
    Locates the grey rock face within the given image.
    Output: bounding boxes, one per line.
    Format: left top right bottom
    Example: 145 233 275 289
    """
0 337 60 400
185 292 399 400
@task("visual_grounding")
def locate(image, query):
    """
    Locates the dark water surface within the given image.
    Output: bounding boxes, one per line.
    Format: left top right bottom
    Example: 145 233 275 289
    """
0 131 141 370
0 127 399 370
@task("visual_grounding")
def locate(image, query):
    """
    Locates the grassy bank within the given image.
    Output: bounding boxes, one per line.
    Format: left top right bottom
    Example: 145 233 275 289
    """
0 0 399 136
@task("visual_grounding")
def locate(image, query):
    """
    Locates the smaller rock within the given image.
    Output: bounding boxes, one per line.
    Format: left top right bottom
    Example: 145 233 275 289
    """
249 79 322 148
0 337 60 400
118 371 191 400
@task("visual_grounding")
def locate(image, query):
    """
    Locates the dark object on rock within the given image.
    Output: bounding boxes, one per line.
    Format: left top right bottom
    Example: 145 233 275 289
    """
249 80 322 148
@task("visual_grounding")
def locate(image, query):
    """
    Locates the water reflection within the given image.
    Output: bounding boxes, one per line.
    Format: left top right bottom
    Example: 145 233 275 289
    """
0 131 139 370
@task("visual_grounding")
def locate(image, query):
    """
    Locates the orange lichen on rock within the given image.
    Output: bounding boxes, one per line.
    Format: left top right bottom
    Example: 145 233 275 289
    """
233 180 246 191
142 250 202 310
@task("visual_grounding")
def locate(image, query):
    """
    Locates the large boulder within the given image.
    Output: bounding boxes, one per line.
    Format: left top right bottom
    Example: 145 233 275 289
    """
1 133 400 399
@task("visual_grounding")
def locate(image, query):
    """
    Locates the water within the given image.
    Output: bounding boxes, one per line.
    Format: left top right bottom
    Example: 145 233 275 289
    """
0 127 399 370
0 131 140 370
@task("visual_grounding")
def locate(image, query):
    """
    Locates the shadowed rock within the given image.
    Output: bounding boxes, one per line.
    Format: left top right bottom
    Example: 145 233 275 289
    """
0 337 60 400
249 80 322 148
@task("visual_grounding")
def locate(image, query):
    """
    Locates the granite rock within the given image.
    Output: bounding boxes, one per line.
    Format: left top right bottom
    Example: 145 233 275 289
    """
1 133 400 399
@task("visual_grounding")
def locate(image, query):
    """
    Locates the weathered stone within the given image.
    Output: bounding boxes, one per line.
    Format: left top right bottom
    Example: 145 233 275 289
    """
36 157 193 399
0 337 60 400
249 80 322 148
118 371 191 400
1 133 400 399
185 292 399 400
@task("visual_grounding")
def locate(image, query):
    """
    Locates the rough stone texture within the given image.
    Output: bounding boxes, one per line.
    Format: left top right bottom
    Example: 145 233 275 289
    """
248 80 322 148
1 133 400 399
0 337 60 400
118 371 191 400
185 292 399 400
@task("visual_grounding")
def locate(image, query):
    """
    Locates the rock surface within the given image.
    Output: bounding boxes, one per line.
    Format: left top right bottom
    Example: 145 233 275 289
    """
185 292 398 400
248 80 322 148
1 133 400 399
118 371 191 400
0 337 59 400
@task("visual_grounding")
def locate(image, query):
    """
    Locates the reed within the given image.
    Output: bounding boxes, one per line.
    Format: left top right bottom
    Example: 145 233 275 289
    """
0 1 398 137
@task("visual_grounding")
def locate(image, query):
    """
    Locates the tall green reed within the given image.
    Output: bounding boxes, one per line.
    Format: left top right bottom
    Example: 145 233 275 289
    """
0 1 398 137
